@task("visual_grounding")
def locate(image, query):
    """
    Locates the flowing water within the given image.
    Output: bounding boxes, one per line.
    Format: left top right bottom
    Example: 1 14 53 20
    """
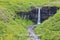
27 25 41 40
27 7 41 40
37 7 41 24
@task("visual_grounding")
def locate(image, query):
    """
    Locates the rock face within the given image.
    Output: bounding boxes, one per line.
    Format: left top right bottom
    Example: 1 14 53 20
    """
17 6 59 24
40 6 59 22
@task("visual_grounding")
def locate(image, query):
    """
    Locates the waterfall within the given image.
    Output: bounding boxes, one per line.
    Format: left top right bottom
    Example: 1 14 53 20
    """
37 7 41 24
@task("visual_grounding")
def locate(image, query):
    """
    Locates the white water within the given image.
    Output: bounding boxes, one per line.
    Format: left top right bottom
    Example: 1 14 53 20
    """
37 8 41 24
27 7 41 40
27 25 41 40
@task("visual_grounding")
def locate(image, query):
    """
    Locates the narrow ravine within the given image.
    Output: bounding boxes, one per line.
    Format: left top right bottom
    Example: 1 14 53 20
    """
27 24 41 40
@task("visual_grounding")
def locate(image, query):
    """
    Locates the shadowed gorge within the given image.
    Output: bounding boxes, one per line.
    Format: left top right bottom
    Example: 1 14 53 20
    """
17 6 59 24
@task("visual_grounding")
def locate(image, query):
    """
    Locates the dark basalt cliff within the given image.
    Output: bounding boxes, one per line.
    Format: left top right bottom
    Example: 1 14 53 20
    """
40 6 59 22
17 6 59 24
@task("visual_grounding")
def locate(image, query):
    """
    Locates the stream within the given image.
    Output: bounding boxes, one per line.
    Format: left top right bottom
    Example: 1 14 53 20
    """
27 7 41 40
27 24 41 40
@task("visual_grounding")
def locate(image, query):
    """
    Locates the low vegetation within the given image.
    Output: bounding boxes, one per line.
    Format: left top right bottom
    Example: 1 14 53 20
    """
0 6 32 40
34 10 60 40
0 0 60 40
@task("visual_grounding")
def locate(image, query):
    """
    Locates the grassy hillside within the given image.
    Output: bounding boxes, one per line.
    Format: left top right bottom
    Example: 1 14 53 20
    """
0 0 33 40
0 0 52 12
0 6 32 40
0 0 60 40
34 9 60 40
34 0 60 40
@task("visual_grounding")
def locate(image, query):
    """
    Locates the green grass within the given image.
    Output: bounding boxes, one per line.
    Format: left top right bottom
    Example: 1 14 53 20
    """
0 8 32 40
0 20 28 40
0 0 60 40
0 0 33 40
34 10 60 40
0 0 54 12
34 0 60 40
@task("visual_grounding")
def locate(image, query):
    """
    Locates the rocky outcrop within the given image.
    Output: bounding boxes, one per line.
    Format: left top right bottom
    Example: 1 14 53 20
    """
40 6 59 22
17 6 59 24
17 9 38 23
